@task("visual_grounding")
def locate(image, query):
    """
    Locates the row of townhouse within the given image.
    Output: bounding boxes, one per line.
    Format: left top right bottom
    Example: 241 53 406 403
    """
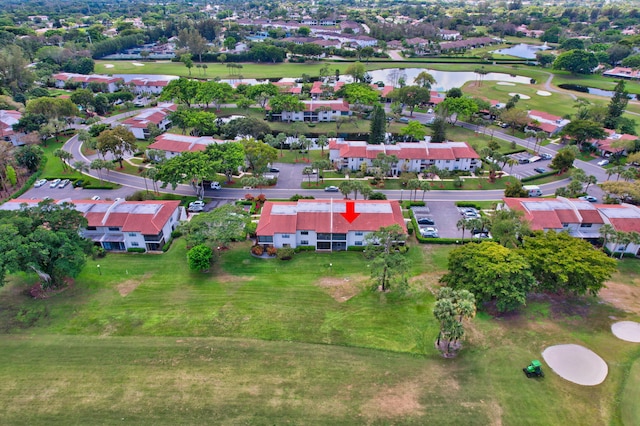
1 199 185 252
146 133 226 159
52 73 178 95
503 197 640 255
266 99 352 122
122 102 177 139
329 139 481 174
256 199 406 251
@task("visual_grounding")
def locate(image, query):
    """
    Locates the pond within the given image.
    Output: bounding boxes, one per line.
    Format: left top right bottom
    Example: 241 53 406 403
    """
364 68 531 91
493 43 550 60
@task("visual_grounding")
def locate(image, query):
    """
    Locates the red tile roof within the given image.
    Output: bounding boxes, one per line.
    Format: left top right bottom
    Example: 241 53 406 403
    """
257 199 406 236
148 133 225 153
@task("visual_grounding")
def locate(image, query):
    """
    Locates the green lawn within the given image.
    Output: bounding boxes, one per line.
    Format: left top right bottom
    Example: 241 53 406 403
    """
0 239 638 424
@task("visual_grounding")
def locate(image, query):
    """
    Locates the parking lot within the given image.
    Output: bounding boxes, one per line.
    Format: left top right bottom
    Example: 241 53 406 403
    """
412 202 477 239
507 152 554 180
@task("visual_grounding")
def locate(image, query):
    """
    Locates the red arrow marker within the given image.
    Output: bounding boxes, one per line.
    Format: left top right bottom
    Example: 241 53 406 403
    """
341 201 360 223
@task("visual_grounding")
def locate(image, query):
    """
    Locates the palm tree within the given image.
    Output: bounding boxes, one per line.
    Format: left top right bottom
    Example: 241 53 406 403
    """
621 168 637 182
599 224 616 254
419 180 431 201
407 179 420 201
584 175 597 191
616 231 631 259
456 218 468 240
72 161 89 177
506 158 518 174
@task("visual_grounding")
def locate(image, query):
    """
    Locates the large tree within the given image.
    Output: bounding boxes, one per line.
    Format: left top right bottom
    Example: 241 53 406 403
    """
205 141 245 182
159 78 199 107
604 80 630 130
390 86 431 117
414 71 436 89
490 208 530 248
0 200 88 288
156 151 220 197
437 96 478 124
550 145 579 173
96 126 138 168
345 61 366 82
241 138 277 175
440 241 535 312
187 244 213 272
25 97 77 122
268 94 304 122
368 104 386 145
561 120 607 150
364 224 408 292
553 50 598 75
433 287 476 357
520 231 617 296
400 120 426 142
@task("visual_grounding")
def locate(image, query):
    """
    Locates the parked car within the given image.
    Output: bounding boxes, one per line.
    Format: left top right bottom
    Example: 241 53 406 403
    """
34 179 47 188
210 182 221 190
518 158 530 164
597 159 609 166
420 227 439 238
579 196 598 203
58 179 70 188
324 186 339 192
269 167 280 173
91 195 101 201
397 117 410 124
533 167 547 174
188 200 205 212
49 179 61 188
473 232 492 239
540 153 553 160
416 217 435 225
74 180 84 187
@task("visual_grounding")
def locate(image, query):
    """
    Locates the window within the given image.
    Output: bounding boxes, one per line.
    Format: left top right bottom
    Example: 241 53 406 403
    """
355 232 363 236
86 226 96 231
108 227 120 231
300 231 309 235
562 223 569 228
332 233 347 241
131 242 139 247
300 240 309 245
580 223 592 228
355 241 363 246
128 233 137 237
282 234 290 239
317 233 331 240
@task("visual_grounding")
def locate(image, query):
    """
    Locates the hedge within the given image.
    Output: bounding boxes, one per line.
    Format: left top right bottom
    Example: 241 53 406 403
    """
162 238 174 252
347 246 366 252
127 247 146 253
294 245 316 253
415 235 482 244
521 170 558 182
400 200 426 208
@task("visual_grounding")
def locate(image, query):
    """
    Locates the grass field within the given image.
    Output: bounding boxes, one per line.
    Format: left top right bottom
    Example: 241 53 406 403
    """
0 237 639 424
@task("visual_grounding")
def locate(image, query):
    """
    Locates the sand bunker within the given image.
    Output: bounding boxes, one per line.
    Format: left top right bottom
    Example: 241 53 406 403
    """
536 90 552 96
497 82 516 86
508 92 531 100
542 344 608 386
131 62 145 67
612 321 640 343
104 64 114 69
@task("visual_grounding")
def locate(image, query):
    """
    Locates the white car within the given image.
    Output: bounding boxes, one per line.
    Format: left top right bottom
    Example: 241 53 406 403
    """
188 200 205 212
49 178 61 188
34 179 47 188
420 227 439 238
597 159 609 166
91 195 101 201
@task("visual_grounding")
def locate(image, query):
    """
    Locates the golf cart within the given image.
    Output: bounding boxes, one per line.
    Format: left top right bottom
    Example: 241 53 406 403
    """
523 360 544 378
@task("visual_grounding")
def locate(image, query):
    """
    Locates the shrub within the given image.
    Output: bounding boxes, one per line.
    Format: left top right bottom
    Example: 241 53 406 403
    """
266 246 277 256
162 238 173 252
347 245 366 252
521 170 557 182
277 247 295 260
171 230 182 238
455 201 481 208
127 247 146 253
289 194 315 201
245 222 257 237
92 246 106 259
294 245 315 252
251 245 264 256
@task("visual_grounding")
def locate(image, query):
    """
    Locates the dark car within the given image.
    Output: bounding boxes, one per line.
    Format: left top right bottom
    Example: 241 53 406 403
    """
416 217 435 225
518 158 530 164
74 180 84 187
534 167 547 174
324 186 339 192
269 167 280 173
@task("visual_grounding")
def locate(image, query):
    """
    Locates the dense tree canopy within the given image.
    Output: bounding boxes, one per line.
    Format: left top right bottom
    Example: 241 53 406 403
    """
553 50 598 74
440 241 535 312
0 200 89 288
520 231 617 296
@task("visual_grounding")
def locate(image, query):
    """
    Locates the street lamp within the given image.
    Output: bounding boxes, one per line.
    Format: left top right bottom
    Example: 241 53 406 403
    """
400 188 404 201
97 264 101 275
